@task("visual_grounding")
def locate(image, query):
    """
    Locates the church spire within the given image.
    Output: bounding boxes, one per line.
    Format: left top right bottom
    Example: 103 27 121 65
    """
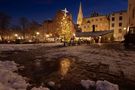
77 2 83 25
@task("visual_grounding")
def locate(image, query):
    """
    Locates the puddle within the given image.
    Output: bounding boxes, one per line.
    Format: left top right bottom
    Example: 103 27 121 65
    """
16 56 135 90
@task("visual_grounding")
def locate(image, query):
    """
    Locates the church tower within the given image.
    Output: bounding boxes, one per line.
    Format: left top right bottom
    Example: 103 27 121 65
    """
77 2 83 25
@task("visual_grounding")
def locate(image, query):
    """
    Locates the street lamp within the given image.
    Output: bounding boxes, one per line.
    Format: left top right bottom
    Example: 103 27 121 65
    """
124 27 127 30
36 32 40 35
14 34 18 37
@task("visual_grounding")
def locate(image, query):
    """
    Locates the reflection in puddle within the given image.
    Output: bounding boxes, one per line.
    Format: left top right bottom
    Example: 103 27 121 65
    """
60 58 71 76
35 59 41 67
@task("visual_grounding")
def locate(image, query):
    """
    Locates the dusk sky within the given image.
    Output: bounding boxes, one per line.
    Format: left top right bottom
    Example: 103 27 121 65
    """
0 0 128 24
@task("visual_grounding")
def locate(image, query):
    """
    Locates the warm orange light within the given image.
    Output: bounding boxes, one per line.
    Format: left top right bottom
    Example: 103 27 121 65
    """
14 34 18 37
36 32 40 35
60 58 71 76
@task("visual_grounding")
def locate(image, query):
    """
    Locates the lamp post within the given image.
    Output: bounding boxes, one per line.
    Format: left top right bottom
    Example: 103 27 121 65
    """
36 32 40 43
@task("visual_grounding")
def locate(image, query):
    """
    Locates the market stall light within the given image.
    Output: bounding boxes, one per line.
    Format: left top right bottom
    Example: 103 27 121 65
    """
36 32 40 35
46 34 49 38
14 34 18 37
73 33 76 37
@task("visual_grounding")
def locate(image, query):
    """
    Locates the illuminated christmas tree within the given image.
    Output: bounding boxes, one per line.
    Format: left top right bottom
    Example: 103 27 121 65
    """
55 8 75 42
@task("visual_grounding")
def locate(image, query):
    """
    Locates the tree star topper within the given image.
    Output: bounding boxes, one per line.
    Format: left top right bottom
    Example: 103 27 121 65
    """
62 8 68 16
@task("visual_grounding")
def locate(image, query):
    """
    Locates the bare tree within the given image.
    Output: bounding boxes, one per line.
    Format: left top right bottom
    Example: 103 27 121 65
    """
0 12 11 30
19 17 30 39
0 12 11 41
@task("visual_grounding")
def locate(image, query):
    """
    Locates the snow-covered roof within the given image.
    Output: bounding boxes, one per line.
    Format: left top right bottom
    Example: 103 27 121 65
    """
76 30 113 37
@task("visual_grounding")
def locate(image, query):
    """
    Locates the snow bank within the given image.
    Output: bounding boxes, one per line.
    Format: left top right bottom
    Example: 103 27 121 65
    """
96 80 119 90
0 61 28 90
0 60 50 90
81 80 95 89
81 80 119 90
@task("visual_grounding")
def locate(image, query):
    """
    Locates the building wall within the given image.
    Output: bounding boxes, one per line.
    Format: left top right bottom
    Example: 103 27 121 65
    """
81 16 110 32
42 20 54 35
128 0 135 27
110 11 128 41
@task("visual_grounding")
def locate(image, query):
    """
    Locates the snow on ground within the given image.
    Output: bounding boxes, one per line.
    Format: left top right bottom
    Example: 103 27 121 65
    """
0 43 135 89
41 44 135 81
0 61 28 90
81 80 119 90
0 60 49 90
0 43 62 52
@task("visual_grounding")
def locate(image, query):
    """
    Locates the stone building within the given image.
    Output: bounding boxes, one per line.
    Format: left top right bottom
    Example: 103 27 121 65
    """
81 15 110 32
77 2 110 32
110 11 128 41
76 2 113 43
128 0 135 27
42 20 54 35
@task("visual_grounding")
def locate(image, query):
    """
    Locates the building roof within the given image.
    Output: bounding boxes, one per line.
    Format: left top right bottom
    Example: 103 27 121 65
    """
76 30 113 37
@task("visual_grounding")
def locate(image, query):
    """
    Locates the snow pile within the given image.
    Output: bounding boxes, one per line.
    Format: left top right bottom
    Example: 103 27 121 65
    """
0 61 28 90
31 86 50 90
81 80 119 90
0 60 51 90
47 81 55 87
81 80 95 89
96 80 119 90
0 61 18 71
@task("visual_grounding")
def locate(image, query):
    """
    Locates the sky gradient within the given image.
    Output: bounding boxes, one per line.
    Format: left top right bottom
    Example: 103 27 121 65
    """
0 0 128 24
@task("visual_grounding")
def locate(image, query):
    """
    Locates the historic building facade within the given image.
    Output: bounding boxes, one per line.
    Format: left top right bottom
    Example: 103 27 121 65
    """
110 11 128 41
81 15 110 32
76 2 113 43
77 2 128 41
128 0 135 27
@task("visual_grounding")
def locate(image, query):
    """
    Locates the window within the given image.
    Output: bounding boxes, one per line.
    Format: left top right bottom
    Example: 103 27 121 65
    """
84 26 86 28
112 17 115 21
119 23 122 27
100 18 102 21
112 23 115 27
119 16 123 20
87 20 90 23
120 12 122 15
119 29 122 33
